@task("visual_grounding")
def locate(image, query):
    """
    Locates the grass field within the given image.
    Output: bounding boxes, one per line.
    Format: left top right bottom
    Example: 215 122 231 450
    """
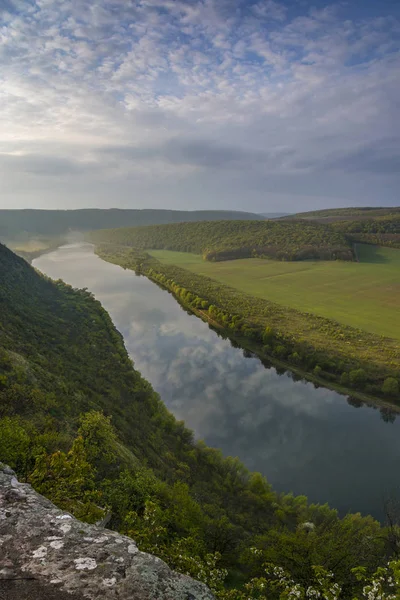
149 244 400 340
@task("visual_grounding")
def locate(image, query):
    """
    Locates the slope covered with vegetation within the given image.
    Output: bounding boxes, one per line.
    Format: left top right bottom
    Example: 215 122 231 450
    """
89 219 354 262
291 207 400 220
332 214 400 249
1 241 399 598
0 208 263 239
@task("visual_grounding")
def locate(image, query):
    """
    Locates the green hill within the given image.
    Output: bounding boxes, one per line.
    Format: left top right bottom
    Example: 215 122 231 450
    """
288 206 400 223
88 219 354 262
0 208 264 239
332 214 400 249
0 241 392 597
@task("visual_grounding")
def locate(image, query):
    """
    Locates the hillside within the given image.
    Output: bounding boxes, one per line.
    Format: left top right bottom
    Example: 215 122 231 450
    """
332 214 400 249
289 206 400 223
259 212 292 218
88 219 354 262
0 241 393 597
0 208 264 239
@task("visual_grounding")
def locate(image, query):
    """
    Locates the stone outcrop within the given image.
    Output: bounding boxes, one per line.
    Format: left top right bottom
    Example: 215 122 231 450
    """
0 465 214 599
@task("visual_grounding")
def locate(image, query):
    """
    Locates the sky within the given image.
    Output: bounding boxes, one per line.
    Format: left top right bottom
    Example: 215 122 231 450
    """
0 0 399 213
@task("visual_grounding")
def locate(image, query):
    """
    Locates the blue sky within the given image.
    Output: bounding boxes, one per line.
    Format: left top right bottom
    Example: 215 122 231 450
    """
0 0 399 212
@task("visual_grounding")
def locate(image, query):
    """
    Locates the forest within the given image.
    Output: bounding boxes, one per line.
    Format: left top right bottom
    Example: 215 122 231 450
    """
332 214 400 249
1 240 400 598
292 207 400 220
0 208 263 239
283 208 400 250
88 219 354 262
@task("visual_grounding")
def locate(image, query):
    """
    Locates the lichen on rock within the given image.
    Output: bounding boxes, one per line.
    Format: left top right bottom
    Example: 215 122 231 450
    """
0 464 214 599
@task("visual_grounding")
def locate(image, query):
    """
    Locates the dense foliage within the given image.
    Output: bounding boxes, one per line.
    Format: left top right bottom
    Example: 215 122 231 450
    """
332 215 400 250
0 208 263 239
94 245 400 403
1 241 399 598
292 207 400 219
88 220 354 262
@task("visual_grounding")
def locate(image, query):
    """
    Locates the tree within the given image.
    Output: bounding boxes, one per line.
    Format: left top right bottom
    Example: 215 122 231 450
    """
78 411 119 476
382 378 399 397
30 435 105 523
0 417 31 476
349 369 367 388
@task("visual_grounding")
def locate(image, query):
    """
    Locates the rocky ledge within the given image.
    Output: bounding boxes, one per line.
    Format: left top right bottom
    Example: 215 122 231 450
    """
0 465 214 599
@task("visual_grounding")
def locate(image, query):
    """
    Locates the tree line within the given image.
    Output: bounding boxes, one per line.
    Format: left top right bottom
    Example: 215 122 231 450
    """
88 219 354 262
332 214 400 250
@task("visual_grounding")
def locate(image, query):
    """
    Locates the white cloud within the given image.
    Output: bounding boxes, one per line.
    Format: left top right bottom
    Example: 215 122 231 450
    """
0 0 399 210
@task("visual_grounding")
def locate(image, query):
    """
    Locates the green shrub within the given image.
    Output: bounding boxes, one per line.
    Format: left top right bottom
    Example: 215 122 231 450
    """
382 377 399 396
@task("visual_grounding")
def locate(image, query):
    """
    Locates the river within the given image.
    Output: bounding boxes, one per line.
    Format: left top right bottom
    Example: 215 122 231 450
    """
33 243 400 521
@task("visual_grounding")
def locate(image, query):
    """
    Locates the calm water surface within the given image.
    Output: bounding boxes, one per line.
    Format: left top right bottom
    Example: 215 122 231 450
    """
34 244 400 520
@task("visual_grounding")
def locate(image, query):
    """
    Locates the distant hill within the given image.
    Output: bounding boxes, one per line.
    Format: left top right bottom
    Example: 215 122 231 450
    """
0 208 264 240
259 212 291 218
88 219 354 262
331 213 400 250
288 206 400 222
280 207 400 250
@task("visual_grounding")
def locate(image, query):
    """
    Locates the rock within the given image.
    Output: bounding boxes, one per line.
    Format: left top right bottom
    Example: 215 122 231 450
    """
0 465 214 600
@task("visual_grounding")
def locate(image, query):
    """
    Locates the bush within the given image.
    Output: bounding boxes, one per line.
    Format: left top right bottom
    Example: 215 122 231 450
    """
349 369 367 388
382 377 399 397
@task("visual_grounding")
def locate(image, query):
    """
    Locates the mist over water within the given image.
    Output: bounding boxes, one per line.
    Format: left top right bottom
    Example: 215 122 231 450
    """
34 244 400 521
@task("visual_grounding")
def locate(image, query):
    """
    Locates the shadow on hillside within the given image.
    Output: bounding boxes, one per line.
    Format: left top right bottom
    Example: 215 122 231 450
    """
357 244 390 264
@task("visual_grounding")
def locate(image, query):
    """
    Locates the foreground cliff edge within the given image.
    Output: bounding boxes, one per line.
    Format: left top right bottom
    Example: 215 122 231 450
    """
0 464 214 600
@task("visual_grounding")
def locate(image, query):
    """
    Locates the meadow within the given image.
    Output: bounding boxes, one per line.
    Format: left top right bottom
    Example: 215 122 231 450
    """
149 244 400 340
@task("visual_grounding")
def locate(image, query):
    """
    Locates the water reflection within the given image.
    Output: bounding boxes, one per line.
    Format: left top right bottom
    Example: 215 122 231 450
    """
33 244 400 520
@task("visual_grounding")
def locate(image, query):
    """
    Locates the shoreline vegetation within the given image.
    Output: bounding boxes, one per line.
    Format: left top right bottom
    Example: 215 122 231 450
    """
90 242 400 407
148 244 400 340
88 219 355 262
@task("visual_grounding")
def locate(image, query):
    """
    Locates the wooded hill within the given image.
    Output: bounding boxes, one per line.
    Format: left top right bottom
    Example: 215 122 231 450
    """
0 241 395 598
291 207 400 220
281 206 400 250
332 214 400 249
88 219 354 262
0 208 263 239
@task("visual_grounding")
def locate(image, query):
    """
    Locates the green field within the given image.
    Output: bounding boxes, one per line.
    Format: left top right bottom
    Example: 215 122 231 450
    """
149 244 400 340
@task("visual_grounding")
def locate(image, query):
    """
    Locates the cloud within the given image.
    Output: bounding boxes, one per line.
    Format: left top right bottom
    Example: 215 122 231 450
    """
99 138 269 170
0 152 96 176
0 0 399 210
325 139 400 175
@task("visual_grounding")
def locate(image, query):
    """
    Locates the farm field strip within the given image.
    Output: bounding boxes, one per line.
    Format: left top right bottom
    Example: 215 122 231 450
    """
149 244 400 340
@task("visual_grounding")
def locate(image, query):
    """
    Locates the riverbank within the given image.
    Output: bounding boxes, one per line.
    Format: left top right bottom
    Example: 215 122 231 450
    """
150 271 400 413
148 244 400 341
91 243 400 407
